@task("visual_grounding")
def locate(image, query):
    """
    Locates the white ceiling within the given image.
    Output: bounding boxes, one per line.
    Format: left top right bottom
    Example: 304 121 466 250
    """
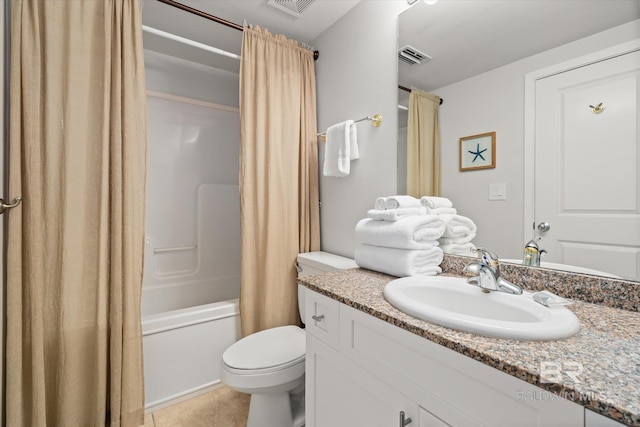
141 0 640 96
399 0 640 98
141 0 361 73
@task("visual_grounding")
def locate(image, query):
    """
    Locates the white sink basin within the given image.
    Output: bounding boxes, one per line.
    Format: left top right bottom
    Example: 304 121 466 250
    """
383 276 581 341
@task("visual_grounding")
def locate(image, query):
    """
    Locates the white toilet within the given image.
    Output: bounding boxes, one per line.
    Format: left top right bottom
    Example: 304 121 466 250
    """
221 251 357 427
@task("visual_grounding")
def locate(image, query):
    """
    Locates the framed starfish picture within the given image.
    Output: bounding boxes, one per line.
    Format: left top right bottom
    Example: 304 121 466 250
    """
459 132 496 171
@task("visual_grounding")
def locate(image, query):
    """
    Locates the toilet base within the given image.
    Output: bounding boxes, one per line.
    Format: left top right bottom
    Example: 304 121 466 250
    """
247 390 305 427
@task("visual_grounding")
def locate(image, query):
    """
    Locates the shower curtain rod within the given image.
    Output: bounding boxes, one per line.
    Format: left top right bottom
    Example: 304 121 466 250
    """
398 85 444 105
142 25 241 60
154 0 320 60
156 0 243 31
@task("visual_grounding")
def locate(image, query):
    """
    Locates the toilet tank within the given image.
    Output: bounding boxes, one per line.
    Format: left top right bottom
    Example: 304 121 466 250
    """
296 251 358 323
297 251 358 277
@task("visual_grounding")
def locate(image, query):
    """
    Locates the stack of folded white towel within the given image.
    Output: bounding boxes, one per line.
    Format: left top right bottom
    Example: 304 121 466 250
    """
354 195 445 277
420 196 477 256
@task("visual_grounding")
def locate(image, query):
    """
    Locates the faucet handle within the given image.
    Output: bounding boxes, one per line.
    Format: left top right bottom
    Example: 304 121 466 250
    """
473 247 499 266
463 262 481 277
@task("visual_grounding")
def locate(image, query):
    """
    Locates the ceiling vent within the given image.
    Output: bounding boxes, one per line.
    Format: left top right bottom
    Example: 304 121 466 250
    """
398 45 431 65
267 0 316 18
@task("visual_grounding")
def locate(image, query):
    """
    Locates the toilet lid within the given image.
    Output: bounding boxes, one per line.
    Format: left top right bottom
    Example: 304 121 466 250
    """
223 325 305 370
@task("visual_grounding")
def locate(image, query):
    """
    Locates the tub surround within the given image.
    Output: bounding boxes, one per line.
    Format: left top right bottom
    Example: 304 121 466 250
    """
298 258 640 426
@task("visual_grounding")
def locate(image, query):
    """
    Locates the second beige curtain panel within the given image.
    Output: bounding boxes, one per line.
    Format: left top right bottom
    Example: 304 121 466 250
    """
239 26 320 337
6 1 147 425
407 89 441 197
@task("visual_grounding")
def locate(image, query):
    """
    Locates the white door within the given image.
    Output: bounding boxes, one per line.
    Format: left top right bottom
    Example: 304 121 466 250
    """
534 50 640 279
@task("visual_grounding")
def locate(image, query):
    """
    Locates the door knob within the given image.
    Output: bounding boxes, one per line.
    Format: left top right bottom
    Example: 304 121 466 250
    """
0 197 21 214
537 222 551 232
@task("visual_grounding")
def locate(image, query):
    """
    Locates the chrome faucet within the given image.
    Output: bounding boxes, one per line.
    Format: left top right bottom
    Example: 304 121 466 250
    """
523 238 547 267
463 248 523 295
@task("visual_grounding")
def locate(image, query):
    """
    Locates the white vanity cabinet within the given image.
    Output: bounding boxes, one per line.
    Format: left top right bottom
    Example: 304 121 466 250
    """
304 288 585 427
586 410 628 427
305 289 419 426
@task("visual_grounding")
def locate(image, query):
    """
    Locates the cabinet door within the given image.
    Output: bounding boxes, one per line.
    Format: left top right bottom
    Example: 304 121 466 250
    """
585 409 627 427
306 334 418 427
339 304 584 427
420 407 451 427
305 288 340 349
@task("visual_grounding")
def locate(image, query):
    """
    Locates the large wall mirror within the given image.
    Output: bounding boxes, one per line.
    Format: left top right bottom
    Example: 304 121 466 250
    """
398 0 640 282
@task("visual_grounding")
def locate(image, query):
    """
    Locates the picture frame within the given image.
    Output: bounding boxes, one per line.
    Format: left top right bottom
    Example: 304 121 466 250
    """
459 132 496 171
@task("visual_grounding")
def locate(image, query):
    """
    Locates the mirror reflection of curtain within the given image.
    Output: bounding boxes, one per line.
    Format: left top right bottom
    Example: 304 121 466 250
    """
407 89 441 197
239 26 320 337
6 1 147 425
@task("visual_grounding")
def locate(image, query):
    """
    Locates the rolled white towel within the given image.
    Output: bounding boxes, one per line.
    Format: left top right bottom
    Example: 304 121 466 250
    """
355 244 443 277
427 207 457 215
355 216 444 250
367 207 427 221
420 196 453 209
385 195 422 210
374 197 387 210
440 214 477 244
439 242 476 257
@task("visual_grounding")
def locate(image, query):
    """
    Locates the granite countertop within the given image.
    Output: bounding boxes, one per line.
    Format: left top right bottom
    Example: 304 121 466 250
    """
299 267 640 427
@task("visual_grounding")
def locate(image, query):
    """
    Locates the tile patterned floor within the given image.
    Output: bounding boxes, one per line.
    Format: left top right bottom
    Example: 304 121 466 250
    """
144 387 250 427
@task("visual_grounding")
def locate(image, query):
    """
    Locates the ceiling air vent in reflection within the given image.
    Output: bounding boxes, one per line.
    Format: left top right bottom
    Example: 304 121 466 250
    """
398 45 431 65
267 0 316 17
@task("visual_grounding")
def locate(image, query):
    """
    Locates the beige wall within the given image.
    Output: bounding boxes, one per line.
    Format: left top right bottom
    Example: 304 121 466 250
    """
313 1 410 257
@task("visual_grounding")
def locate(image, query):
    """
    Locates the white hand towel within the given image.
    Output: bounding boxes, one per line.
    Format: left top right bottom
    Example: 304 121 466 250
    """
420 196 454 209
355 216 444 250
427 207 457 215
374 197 387 210
385 195 422 210
439 242 476 257
355 244 443 277
367 207 427 221
322 120 357 177
440 214 477 244
348 120 359 160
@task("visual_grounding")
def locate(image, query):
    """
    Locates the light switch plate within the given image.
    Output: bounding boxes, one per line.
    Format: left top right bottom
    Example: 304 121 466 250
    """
489 183 507 201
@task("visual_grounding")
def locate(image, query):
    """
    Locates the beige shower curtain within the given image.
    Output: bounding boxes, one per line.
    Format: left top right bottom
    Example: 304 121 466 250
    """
407 89 441 197
6 1 147 426
239 26 320 337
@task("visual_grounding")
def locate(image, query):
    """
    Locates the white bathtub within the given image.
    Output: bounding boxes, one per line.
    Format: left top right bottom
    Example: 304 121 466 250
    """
142 92 242 411
142 298 241 411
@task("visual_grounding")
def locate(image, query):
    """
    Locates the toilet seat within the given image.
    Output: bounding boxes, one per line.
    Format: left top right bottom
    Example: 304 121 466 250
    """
223 355 305 376
221 325 306 394
222 325 305 373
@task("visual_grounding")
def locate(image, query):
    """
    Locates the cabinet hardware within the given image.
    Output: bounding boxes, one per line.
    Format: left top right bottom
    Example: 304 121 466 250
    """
399 410 412 426
588 102 605 114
